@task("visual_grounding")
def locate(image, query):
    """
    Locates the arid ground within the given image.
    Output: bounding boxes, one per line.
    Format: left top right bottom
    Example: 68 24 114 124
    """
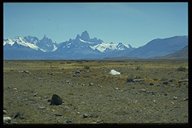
3 60 188 124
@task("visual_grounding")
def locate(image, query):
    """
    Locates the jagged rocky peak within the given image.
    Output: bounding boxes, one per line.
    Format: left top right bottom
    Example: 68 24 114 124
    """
39 35 54 44
75 34 81 40
80 30 90 41
42 35 50 40
128 44 132 48
24 36 39 44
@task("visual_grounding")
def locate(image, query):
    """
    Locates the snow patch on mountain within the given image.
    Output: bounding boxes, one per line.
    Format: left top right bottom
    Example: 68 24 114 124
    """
16 37 39 50
4 37 39 50
24 36 39 45
79 38 98 45
90 42 129 53
4 39 15 46
52 44 58 52
4 36 58 52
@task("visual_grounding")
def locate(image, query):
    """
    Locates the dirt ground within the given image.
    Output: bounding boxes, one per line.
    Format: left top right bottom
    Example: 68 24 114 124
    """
3 60 188 124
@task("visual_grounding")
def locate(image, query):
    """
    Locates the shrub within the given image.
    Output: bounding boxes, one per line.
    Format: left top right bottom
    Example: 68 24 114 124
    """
135 66 141 70
177 66 187 72
84 65 90 70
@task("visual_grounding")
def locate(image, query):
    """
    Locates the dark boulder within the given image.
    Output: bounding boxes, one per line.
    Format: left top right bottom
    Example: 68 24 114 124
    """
50 94 63 105
163 81 169 85
13 112 24 119
127 78 134 83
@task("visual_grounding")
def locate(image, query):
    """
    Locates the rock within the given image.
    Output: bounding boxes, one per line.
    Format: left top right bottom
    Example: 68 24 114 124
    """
82 113 90 118
83 114 89 118
3 116 11 124
133 79 144 82
13 88 17 91
19 70 31 74
98 85 102 88
163 81 169 85
50 94 63 105
64 119 72 124
109 69 120 75
169 79 174 82
183 97 188 101
33 92 38 97
127 78 134 83
73 70 81 77
3 110 7 114
146 91 156 95
89 82 94 86
173 96 178 100
75 70 81 74
54 113 63 116
38 106 46 109
178 79 188 83
66 80 70 84
139 89 146 92
13 112 24 119
149 83 154 85
24 70 30 74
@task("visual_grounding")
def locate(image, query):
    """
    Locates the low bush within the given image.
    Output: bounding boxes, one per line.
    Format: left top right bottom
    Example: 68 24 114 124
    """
135 66 141 70
177 66 187 72
84 65 90 70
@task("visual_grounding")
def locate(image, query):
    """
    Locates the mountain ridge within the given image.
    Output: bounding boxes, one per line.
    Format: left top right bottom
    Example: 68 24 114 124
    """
3 31 188 60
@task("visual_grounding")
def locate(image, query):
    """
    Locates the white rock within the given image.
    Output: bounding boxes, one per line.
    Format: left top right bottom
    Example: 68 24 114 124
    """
109 69 120 75
13 88 17 91
89 83 94 86
3 116 11 124
38 106 46 109
3 110 7 114
140 89 146 92
173 96 178 100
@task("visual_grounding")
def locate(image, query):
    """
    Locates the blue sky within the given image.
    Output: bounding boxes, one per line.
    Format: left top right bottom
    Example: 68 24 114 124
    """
3 2 188 47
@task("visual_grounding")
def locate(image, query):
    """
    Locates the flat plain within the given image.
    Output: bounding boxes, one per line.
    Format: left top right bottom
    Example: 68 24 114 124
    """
3 60 188 124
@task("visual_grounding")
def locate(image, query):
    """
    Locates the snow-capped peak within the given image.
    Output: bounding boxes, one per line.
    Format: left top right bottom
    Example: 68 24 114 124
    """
90 42 129 53
4 36 39 50
4 35 58 52
3 38 15 46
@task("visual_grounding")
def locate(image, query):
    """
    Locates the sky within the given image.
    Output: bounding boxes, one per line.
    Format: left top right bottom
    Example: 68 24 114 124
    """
3 2 188 48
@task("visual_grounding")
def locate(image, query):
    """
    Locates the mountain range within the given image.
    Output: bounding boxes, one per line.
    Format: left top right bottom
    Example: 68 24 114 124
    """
159 46 188 59
3 31 188 60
